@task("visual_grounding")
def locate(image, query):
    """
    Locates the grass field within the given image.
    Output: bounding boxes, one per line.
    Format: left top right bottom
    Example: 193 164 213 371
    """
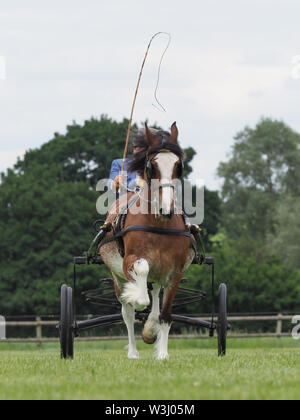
0 338 300 400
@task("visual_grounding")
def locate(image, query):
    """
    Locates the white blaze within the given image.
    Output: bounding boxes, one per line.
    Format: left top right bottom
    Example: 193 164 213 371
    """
155 153 179 215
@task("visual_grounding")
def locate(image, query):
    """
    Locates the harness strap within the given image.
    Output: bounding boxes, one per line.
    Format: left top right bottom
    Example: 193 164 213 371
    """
99 225 191 250
114 194 142 256
121 225 191 237
190 225 206 264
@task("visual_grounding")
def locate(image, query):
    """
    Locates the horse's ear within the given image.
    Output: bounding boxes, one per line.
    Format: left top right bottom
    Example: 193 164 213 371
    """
169 122 178 144
145 122 158 147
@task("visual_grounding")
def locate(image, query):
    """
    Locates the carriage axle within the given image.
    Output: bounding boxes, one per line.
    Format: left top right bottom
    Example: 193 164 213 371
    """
72 312 218 334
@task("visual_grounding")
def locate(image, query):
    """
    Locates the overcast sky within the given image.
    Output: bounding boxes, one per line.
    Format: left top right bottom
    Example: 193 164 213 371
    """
1 0 300 189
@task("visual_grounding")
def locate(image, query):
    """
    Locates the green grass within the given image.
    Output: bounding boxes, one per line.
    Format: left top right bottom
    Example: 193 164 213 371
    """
0 338 300 400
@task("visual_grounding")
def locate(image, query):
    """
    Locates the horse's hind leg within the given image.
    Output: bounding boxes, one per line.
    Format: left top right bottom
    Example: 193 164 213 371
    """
155 276 181 360
122 303 140 359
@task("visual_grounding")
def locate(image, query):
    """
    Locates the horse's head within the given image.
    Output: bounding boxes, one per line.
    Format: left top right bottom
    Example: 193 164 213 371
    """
144 122 184 219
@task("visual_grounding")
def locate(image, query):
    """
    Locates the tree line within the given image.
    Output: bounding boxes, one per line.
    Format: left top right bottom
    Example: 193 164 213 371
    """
0 115 299 316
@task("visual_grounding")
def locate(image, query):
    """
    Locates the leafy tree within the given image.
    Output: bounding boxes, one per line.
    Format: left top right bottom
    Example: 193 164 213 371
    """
183 147 197 179
267 195 300 269
202 188 221 250
186 239 300 315
0 163 101 315
217 118 300 253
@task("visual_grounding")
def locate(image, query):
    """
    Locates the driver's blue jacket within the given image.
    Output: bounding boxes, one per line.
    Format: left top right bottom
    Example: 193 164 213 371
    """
107 159 137 191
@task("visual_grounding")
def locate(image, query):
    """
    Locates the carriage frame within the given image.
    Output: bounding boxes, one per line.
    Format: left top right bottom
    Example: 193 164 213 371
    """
58 239 229 360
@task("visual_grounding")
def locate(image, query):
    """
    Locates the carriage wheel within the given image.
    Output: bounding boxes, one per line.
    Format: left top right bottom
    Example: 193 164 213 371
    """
217 283 227 357
60 285 75 359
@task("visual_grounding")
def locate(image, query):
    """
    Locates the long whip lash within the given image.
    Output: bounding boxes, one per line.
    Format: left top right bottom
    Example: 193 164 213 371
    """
121 32 171 173
152 34 171 112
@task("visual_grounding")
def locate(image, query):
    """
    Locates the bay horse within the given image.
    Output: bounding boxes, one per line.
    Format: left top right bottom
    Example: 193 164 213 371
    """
100 123 195 360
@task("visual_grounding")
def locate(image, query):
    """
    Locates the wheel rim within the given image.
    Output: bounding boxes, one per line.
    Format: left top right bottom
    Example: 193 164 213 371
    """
217 283 227 357
67 287 74 359
60 285 74 359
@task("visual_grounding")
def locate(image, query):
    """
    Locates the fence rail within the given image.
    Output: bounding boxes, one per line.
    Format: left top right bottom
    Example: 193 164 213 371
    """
0 313 296 344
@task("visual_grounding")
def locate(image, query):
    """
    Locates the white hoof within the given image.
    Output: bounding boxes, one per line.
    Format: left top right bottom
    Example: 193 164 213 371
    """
156 352 169 361
128 350 140 359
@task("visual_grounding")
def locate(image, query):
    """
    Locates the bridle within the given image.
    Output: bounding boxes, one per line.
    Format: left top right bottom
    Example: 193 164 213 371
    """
145 147 184 188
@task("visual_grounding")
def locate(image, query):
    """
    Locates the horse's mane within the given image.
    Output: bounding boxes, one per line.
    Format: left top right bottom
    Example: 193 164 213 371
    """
128 131 184 177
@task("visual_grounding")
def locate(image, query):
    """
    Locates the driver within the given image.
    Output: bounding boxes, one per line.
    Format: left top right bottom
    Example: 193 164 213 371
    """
108 131 148 193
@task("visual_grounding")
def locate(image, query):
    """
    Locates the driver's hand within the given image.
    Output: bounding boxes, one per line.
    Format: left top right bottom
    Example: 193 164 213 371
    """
113 175 122 191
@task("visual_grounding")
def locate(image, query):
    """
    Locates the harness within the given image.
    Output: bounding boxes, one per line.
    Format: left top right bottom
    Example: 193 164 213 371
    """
94 193 205 265
99 224 193 255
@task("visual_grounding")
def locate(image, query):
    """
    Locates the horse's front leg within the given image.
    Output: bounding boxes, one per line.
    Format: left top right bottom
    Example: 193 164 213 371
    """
121 256 150 311
142 283 161 344
122 302 140 359
113 274 140 359
155 274 182 360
